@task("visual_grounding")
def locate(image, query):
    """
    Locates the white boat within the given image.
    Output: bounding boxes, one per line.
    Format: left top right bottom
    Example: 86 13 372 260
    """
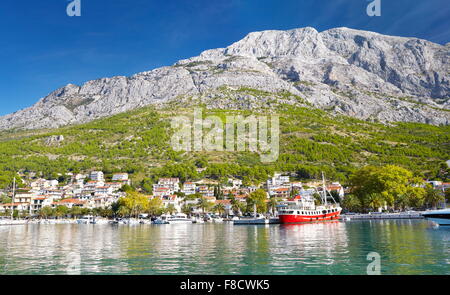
152 214 170 224
0 219 28 226
233 213 270 225
122 218 141 225
233 204 270 225
167 213 193 224
76 215 94 224
422 208 450 226
191 216 204 223
212 216 224 223
93 218 110 224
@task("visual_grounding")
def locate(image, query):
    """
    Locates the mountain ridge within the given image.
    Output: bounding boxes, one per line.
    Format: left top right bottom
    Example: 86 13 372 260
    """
1 26 449 130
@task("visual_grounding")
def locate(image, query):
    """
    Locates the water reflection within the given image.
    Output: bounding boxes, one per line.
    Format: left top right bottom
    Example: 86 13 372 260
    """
0 220 448 275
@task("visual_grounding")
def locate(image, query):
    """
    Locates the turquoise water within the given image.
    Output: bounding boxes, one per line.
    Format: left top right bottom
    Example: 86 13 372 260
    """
0 220 448 275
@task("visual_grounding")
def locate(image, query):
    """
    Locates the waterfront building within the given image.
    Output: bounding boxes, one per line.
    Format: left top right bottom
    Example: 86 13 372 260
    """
52 198 88 209
30 196 54 213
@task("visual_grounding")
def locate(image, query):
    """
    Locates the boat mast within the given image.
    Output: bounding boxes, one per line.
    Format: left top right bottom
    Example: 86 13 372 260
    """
11 175 16 220
321 172 327 206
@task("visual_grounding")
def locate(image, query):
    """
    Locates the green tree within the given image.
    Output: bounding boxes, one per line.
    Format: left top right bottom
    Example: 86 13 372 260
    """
213 203 226 216
424 185 444 209
404 186 426 209
367 193 384 212
341 194 361 212
349 165 421 210
181 204 194 216
268 197 279 215
38 206 53 219
165 204 177 215
55 205 69 219
197 197 213 214
246 189 267 214
70 206 83 218
118 191 150 218
147 197 164 216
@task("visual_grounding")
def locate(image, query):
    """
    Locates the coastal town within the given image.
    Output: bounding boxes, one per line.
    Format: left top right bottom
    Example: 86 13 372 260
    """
0 168 448 222
0 171 342 217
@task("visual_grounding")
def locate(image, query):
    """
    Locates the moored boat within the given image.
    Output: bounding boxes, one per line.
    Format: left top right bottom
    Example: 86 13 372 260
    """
278 173 341 224
422 208 450 226
152 214 170 224
76 215 94 224
167 213 193 224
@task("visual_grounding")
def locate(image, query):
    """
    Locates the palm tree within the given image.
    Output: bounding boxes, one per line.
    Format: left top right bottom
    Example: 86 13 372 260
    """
198 197 213 214
367 193 384 212
268 197 278 216
165 204 177 215
181 204 193 216
229 196 242 216
395 194 409 211
425 187 444 209
213 203 226 217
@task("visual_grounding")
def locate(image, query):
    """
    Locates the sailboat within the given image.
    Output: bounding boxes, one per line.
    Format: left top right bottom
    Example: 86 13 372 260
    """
278 172 342 224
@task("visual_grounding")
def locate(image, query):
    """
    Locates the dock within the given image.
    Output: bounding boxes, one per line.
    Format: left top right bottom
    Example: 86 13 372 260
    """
340 212 424 220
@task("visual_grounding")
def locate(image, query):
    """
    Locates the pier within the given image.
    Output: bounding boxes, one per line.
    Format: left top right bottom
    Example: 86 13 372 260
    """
340 212 424 220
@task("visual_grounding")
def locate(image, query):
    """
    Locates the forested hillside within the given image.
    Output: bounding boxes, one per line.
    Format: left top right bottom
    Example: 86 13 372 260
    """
0 102 448 189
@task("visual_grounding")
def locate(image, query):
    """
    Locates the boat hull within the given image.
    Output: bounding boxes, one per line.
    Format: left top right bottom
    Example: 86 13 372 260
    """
279 210 341 224
167 220 192 224
422 210 450 226
426 218 450 225
233 218 269 225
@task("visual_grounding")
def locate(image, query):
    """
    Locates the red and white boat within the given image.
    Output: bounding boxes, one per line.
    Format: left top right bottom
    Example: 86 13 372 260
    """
278 174 342 224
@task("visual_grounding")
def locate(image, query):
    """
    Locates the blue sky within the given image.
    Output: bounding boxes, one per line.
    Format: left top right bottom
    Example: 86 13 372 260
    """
0 0 449 116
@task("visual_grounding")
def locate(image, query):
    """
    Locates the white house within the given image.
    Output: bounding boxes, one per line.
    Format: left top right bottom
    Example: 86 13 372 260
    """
153 178 180 196
112 173 130 185
90 171 105 182
181 182 196 195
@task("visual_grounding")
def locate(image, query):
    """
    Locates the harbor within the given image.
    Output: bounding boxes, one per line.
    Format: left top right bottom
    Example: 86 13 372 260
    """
0 219 448 275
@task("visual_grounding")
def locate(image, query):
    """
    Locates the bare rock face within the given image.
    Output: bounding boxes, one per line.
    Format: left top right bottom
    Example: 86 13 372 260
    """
44 135 64 146
1 27 448 130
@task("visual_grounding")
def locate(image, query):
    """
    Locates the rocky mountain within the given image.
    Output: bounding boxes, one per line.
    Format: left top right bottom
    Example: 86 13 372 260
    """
1 27 449 130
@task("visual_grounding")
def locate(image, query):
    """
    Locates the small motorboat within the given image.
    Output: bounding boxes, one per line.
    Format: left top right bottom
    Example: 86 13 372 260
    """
167 213 193 224
152 214 170 224
422 208 450 226
76 215 94 224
